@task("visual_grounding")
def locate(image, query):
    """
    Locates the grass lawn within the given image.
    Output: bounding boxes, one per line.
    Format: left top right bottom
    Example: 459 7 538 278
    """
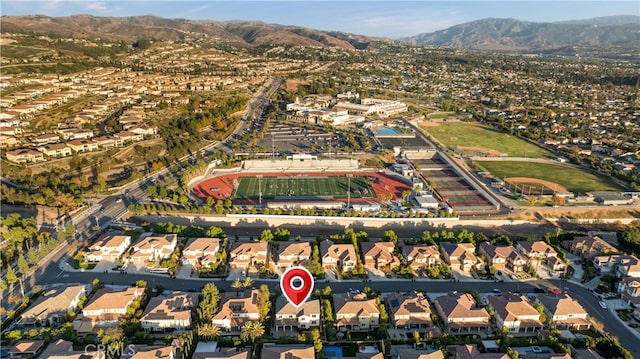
0 44 52 58
234 175 374 200
421 122 552 158
427 111 455 120
477 161 623 193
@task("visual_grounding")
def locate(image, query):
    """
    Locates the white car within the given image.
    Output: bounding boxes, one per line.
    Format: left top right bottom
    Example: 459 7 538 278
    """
599 301 608 309
115 197 122 203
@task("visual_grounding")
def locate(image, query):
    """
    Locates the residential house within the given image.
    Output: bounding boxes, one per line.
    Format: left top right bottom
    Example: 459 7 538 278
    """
389 345 445 359
77 287 143 332
40 339 102 359
38 143 72 158
487 293 543 335
453 345 509 359
547 256 567 272
93 136 117 149
320 240 358 273
273 296 321 331
434 291 491 334
131 346 176 359
228 241 268 270
84 234 131 262
31 133 60 144
114 130 143 143
334 292 380 331
593 254 622 274
616 255 640 277
66 139 99 153
129 123 159 136
128 234 178 265
212 289 261 332
5 148 45 163
361 241 400 271
192 347 249 359
18 285 86 326
516 241 558 260
141 292 198 332
593 255 640 277
478 242 527 272
274 242 311 270
563 236 617 260
260 344 314 359
439 242 483 272
618 277 640 307
0 134 19 148
386 291 438 332
571 348 605 359
8 340 45 358
181 237 220 268
402 245 441 273
535 294 590 330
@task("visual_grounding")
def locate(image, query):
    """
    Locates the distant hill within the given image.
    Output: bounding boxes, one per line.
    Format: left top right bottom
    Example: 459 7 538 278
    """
0 14 378 50
403 16 640 53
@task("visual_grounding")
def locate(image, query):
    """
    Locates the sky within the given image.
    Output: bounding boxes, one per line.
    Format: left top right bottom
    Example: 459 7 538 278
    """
2 1 639 38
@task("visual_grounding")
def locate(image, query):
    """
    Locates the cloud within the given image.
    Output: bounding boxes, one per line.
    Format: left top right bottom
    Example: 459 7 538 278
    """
81 1 109 11
354 9 464 38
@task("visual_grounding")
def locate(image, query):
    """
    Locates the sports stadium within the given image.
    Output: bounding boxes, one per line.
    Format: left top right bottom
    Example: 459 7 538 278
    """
192 157 413 209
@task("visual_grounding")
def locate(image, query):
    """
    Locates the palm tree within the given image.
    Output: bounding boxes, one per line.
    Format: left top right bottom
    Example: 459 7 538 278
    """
231 278 243 294
196 323 221 340
242 276 253 289
240 321 265 344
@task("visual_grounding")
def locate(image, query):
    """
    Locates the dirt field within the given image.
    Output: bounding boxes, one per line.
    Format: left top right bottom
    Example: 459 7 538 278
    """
285 79 309 92
460 146 504 157
418 121 440 127
510 206 640 222
506 177 568 194
1 204 64 224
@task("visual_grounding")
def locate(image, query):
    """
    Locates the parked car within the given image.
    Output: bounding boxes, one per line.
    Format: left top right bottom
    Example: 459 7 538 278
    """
534 288 546 293
599 301 608 309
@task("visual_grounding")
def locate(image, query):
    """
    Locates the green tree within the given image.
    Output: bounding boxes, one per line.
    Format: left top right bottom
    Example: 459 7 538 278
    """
381 230 398 245
258 284 271 322
243 276 254 289
17 254 29 275
232 278 243 294
273 228 291 241
259 229 274 242
206 226 226 239
196 323 221 340
311 328 323 353
5 266 18 285
240 321 265 344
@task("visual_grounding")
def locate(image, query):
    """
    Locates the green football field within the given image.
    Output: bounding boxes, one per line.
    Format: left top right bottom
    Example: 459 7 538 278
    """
233 175 375 200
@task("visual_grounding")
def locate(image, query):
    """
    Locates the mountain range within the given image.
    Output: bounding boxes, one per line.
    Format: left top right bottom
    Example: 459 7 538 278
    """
1 14 638 55
0 14 376 50
403 16 639 52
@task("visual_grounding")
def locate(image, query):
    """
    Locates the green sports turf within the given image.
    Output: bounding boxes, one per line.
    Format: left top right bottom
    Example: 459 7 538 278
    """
233 175 375 200
421 122 552 159
477 160 624 193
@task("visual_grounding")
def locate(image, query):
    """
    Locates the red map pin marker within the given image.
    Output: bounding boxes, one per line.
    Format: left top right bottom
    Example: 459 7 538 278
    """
280 266 314 308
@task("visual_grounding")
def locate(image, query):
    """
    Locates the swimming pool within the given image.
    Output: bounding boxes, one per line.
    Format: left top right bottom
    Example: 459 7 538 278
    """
323 346 343 359
376 126 402 135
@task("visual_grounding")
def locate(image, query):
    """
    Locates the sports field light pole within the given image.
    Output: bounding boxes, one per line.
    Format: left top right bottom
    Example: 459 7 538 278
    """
257 174 263 206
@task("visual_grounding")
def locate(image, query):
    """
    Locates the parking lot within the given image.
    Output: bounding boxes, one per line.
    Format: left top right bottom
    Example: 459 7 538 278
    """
253 122 368 155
